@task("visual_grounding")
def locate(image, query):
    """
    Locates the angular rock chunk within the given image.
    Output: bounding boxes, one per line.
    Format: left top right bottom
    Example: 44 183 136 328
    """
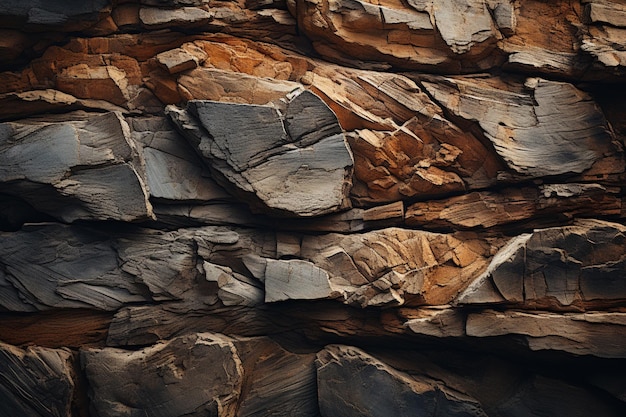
139 6 213 28
256 258 338 303
129 116 230 202
82 333 243 417
300 227 496 308
0 341 75 417
466 310 626 358
316 345 487 417
168 90 353 217
0 112 153 223
422 76 621 178
155 47 199 74
417 0 503 54
458 219 626 309
56 65 131 106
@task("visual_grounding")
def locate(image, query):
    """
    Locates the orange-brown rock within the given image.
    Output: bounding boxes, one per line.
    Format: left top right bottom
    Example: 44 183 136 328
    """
1 1 626 416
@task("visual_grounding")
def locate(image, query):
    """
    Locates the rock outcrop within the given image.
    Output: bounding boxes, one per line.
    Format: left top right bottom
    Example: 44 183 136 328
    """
1 1 625 416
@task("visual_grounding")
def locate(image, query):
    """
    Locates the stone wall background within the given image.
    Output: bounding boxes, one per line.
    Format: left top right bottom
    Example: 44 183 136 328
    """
1 1 626 416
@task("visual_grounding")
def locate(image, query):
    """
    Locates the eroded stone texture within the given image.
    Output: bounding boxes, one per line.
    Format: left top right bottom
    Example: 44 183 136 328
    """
406 183 622 230
421 76 623 178
458 219 626 310
168 89 354 217
466 310 626 358
0 224 203 311
234 337 319 417
82 333 243 417
0 112 153 223
300 227 497 308
316 344 487 417
292 0 511 72
0 341 75 417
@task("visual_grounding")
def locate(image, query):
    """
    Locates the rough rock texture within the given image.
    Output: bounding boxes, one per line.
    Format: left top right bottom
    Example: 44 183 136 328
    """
0 341 75 417
1 0 626 416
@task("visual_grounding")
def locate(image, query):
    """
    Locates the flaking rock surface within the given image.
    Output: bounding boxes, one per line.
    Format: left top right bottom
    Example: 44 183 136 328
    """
1 1 626 416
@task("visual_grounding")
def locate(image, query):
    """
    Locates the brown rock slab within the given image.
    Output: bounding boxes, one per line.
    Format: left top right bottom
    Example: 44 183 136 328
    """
466 310 626 358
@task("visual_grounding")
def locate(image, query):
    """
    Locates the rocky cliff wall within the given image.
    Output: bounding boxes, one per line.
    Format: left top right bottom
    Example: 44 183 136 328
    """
1 1 626 416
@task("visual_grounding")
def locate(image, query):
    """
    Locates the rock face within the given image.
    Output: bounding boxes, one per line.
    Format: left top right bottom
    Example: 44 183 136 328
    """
1 1 626 416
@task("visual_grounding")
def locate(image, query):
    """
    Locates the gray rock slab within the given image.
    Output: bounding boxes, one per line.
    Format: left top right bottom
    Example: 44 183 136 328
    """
0 112 153 222
458 219 626 309
168 89 353 217
422 77 619 177
82 333 243 417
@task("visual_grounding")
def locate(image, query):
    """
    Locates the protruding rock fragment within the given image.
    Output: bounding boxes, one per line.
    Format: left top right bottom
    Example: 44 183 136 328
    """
458 219 626 309
168 90 353 217
0 341 75 417
466 310 626 358
82 333 243 417
422 76 621 177
139 6 213 28
0 224 200 311
263 258 336 303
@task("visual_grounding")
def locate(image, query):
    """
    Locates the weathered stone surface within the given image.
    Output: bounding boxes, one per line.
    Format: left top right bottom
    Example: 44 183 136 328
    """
0 89 127 122
292 0 509 72
82 333 243 417
316 344 487 417
0 224 205 311
466 310 626 358
406 183 622 230
421 76 623 178
168 89 354 217
177 67 302 104
0 112 153 223
1 0 626 415
139 6 213 28
306 68 504 203
129 116 230 202
56 65 131 106
155 47 200 74
0 341 75 417
458 219 626 310
404 306 466 337
300 228 498 308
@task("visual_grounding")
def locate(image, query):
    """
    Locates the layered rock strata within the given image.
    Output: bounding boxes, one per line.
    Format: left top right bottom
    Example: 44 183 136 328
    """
1 1 626 416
